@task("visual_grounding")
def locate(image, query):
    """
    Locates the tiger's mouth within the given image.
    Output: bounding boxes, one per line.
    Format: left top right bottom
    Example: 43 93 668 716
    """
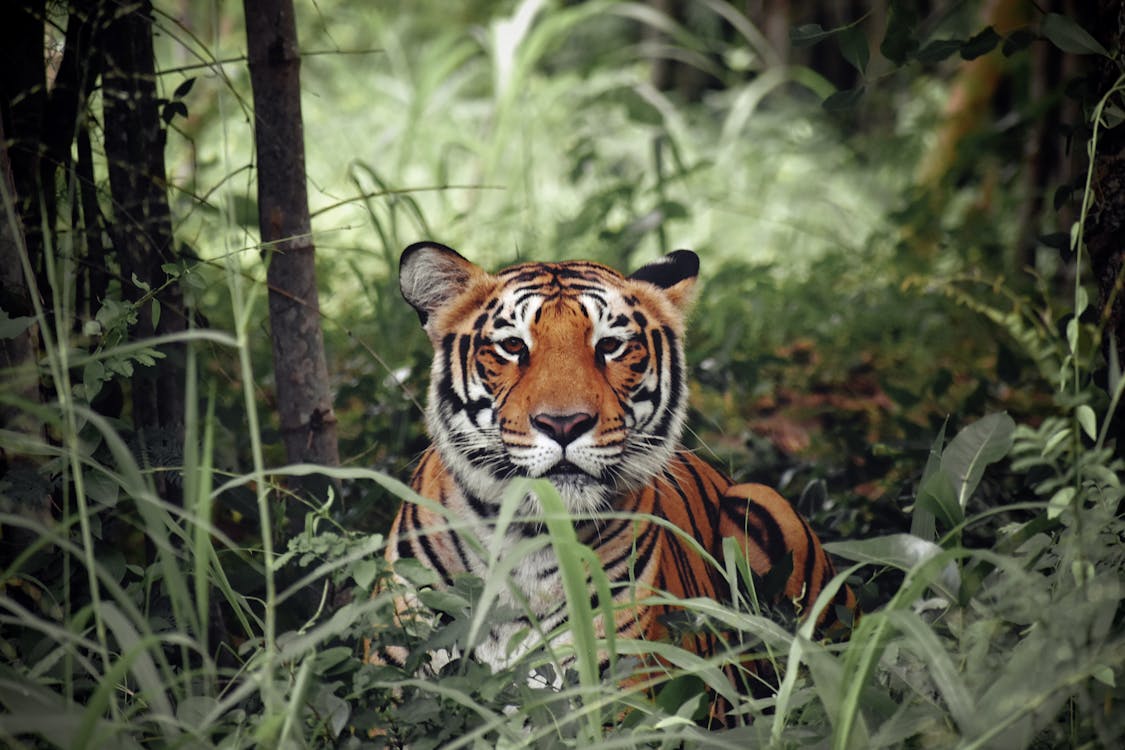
544 460 590 479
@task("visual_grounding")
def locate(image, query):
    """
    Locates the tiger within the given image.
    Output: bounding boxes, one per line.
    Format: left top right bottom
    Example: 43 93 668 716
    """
369 241 856 702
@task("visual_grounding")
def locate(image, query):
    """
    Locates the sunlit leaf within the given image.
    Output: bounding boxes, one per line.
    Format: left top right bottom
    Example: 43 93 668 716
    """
1092 665 1116 687
827 533 960 596
1047 486 1076 519
1076 405 1097 441
1075 285 1089 316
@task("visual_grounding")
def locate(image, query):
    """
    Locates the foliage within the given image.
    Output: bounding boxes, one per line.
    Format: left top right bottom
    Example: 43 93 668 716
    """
2 0 1124 748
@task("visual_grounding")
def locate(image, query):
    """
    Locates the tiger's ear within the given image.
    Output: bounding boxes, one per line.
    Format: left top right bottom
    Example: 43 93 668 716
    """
400 242 481 326
628 249 699 310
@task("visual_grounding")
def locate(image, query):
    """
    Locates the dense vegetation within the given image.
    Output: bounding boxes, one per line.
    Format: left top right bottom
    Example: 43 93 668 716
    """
1 1 1123 747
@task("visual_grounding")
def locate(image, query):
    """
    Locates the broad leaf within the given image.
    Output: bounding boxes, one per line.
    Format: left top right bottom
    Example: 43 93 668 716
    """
916 468 961 531
915 38 963 63
827 533 961 598
910 418 947 540
1042 13 1108 56
838 25 869 74
823 86 865 111
961 26 1000 60
880 1 919 65
0 311 35 339
941 412 1015 511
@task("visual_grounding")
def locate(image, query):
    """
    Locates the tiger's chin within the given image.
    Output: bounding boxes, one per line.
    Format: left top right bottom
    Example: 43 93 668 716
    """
540 472 612 515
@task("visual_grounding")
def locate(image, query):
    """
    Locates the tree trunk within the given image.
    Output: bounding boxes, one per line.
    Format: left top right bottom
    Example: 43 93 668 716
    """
0 117 41 438
0 0 48 295
243 0 340 502
102 0 187 501
1087 1 1125 372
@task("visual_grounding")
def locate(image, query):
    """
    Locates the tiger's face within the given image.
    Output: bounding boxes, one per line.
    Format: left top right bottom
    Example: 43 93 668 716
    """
400 242 699 514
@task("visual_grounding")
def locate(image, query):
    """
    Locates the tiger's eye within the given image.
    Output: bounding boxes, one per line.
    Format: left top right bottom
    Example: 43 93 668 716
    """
499 337 527 356
596 337 624 356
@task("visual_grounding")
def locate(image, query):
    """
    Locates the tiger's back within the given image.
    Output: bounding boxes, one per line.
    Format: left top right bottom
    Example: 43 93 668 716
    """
375 242 854 685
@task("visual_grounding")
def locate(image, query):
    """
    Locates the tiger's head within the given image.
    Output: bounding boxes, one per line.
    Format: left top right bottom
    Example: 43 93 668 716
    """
400 242 699 514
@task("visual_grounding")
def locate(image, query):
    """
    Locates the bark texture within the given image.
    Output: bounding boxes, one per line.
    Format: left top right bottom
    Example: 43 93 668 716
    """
102 0 187 499
244 0 340 491
0 118 40 435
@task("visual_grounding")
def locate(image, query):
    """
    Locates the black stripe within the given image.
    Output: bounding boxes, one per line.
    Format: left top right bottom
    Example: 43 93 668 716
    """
798 516 820 607
655 466 710 564
720 493 788 563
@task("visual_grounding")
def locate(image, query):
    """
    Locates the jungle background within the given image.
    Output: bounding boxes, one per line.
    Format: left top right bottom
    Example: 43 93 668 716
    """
1 0 1123 747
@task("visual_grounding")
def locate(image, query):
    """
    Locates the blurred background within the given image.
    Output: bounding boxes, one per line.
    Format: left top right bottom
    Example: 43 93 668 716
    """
146 0 1104 540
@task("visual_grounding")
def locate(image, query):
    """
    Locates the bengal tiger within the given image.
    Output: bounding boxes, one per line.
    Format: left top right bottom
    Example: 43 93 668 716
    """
370 241 855 702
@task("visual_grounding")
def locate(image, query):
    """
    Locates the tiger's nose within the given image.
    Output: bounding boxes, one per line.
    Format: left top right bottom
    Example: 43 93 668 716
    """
531 412 596 447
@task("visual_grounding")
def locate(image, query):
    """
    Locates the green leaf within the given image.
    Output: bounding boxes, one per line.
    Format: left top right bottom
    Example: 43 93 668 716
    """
886 610 974 732
85 473 120 508
176 695 218 726
351 559 379 590
417 588 469 615
0 311 35 339
0 679 138 750
1067 317 1079 353
791 23 835 48
161 100 188 124
1075 285 1089 315
1047 486 1076 519
1002 29 1036 56
131 272 151 293
838 25 869 74
961 26 1001 60
911 418 947 540
915 38 964 63
941 412 1015 511
1076 404 1097 441
1038 232 1070 251
172 76 196 99
394 557 441 588
917 467 961 530
1092 665 1116 687
880 1 919 65
1053 184 1073 210
822 86 865 111
826 533 960 597
83 359 107 401
1041 13 1108 56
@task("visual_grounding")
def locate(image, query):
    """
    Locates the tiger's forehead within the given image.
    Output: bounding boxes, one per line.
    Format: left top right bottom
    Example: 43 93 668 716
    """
487 261 634 321
496 260 625 292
